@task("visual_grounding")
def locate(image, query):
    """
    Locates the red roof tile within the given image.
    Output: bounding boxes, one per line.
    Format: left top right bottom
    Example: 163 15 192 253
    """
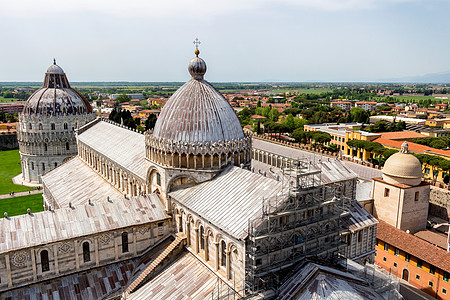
377 220 450 273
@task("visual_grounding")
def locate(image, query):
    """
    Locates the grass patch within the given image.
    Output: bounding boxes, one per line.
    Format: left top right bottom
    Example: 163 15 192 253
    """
0 150 33 195
0 193 43 218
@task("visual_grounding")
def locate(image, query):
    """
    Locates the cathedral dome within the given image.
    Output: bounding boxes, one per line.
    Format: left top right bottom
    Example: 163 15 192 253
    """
152 51 244 144
22 60 93 116
382 141 423 186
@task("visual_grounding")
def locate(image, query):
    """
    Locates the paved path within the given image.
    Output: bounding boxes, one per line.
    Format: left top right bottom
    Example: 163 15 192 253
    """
253 139 382 181
0 189 43 200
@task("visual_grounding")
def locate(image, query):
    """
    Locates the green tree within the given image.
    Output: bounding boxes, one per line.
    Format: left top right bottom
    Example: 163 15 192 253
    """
268 108 280 122
115 94 131 104
145 114 158 131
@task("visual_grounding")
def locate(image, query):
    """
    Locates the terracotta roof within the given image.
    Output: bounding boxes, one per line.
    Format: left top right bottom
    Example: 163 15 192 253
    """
377 221 450 273
251 114 266 119
378 131 426 140
373 138 450 157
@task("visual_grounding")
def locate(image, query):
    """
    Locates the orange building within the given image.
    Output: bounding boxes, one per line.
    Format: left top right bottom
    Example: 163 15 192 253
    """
375 221 450 299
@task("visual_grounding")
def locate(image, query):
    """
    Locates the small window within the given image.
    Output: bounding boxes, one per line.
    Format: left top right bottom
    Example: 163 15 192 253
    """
444 272 449 282
416 274 420 280
415 191 419 201
66 142 70 150
384 243 389 251
64 123 68 130
395 248 400 256
200 226 205 250
54 162 57 168
383 257 387 262
51 123 55 130
405 253 411 262
221 240 227 267
42 163 45 171
393 262 397 268
430 266 435 275
29 123 32 130
83 242 90 262
417 259 423 268
39 123 43 130
44 143 47 152
256 258 262 266
429 281 433 287
158 222 164 227
443 288 447 295
122 232 129 253
384 188 390 197
156 173 161 186
31 162 34 170
41 250 49 272
358 231 362 243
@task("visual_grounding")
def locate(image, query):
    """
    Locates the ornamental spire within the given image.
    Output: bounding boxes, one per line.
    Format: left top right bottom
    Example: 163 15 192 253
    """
401 141 409 153
193 38 201 57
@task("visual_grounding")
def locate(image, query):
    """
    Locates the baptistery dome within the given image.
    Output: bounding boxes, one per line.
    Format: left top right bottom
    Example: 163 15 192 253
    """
382 141 423 186
23 60 92 116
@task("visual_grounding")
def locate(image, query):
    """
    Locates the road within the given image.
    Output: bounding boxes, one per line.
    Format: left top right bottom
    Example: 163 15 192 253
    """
253 139 382 181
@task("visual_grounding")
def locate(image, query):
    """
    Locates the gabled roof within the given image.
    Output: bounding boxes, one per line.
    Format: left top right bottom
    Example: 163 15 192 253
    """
169 166 285 239
77 120 150 180
0 194 168 253
42 156 123 208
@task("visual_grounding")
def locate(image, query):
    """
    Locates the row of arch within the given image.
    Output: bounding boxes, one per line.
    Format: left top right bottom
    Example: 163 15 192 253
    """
173 204 241 281
78 143 147 197
147 147 250 170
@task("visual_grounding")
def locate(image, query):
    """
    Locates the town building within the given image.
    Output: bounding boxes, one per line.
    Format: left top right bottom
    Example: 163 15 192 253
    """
355 101 377 111
330 101 352 111
16 60 96 183
0 102 25 114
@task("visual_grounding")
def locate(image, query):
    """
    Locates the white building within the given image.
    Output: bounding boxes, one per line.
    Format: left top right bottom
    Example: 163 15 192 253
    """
16 61 96 184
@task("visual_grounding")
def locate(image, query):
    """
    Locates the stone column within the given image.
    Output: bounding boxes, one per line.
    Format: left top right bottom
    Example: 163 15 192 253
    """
94 238 99 266
214 242 220 271
31 248 37 281
194 226 199 253
5 254 12 287
74 241 80 270
133 228 137 255
226 250 231 279
53 245 59 275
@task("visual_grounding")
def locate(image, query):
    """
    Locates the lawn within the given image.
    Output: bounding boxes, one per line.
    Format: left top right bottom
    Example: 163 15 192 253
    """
0 149 33 195
0 193 44 218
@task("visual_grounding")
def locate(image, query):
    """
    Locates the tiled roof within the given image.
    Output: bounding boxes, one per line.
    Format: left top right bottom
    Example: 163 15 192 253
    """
377 221 450 273
373 138 450 157
378 131 426 140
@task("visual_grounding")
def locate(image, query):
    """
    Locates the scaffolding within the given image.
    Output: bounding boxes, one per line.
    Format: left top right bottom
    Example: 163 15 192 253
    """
244 159 352 295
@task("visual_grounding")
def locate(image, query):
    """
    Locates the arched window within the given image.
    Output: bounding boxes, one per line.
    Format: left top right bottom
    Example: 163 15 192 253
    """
64 123 68 130
66 142 70 150
51 123 55 130
41 250 49 272
44 143 47 152
83 242 90 262
39 123 43 130
221 240 227 267
122 232 129 253
200 226 205 250
29 123 32 130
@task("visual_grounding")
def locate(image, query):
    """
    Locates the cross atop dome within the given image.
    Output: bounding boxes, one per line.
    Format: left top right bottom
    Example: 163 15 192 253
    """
193 38 201 57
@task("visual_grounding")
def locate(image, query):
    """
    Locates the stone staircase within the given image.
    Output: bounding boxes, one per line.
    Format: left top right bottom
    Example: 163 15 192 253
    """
125 232 186 295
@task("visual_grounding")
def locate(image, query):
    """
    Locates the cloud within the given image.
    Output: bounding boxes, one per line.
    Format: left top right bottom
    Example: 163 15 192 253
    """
1 0 428 18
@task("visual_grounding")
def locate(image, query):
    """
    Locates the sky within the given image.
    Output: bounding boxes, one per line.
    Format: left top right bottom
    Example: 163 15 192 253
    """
0 0 449 82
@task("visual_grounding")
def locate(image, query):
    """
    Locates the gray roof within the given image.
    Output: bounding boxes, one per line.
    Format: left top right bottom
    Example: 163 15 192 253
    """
279 262 382 300
356 180 373 202
169 166 285 239
152 56 244 143
42 156 124 208
77 120 150 180
23 62 92 116
0 194 168 253
342 200 378 232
